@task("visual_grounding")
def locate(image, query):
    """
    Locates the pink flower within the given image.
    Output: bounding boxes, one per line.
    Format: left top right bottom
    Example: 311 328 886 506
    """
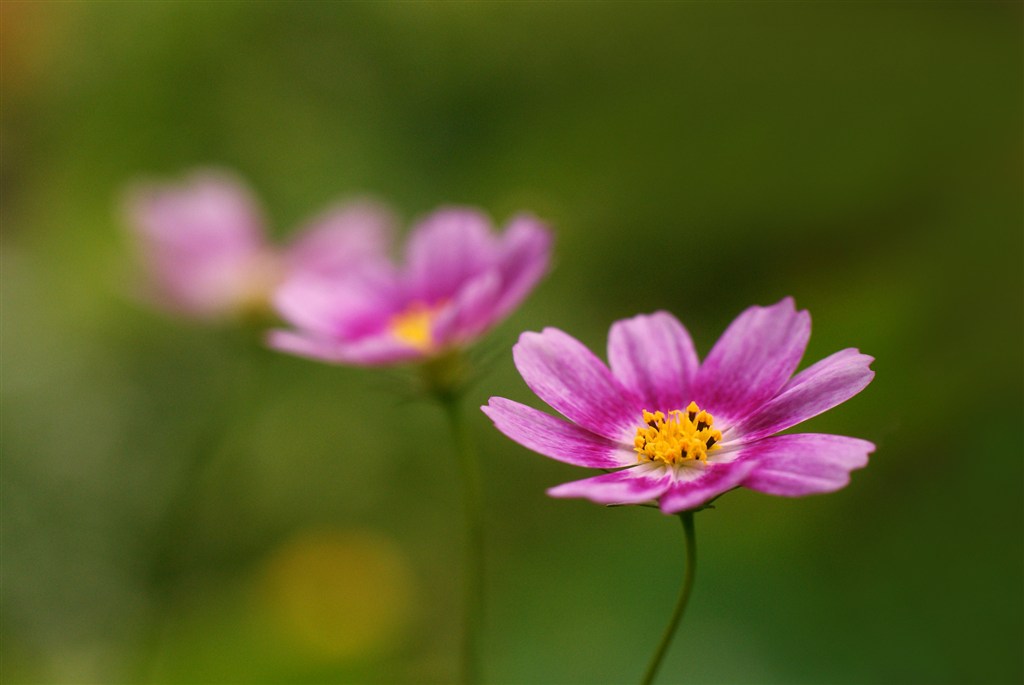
124 169 392 320
482 299 875 513
269 207 552 365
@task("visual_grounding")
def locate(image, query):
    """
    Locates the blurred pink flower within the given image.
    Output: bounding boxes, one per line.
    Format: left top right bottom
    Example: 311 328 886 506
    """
269 207 552 365
483 298 875 513
124 169 392 320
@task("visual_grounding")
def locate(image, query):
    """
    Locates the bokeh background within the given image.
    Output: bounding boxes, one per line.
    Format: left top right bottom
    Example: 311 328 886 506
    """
3 3 1021 684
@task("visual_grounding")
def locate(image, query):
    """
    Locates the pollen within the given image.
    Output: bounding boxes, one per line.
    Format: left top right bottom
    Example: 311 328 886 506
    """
389 302 440 352
634 401 723 466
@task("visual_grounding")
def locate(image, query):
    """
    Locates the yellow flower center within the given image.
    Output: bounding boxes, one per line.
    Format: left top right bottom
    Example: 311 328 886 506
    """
634 401 723 466
389 302 441 352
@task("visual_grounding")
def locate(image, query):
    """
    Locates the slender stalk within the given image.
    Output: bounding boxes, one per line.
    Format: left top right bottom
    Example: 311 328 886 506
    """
641 511 697 685
135 337 268 682
134 426 219 680
440 393 484 685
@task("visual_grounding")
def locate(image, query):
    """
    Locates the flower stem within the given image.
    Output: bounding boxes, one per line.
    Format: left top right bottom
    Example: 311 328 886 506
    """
641 511 697 685
440 393 484 685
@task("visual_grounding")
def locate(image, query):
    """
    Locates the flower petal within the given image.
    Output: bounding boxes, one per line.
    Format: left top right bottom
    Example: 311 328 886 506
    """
547 467 673 506
734 349 875 441
490 214 552 320
431 271 503 345
126 170 266 249
272 266 403 340
693 298 811 424
405 208 497 302
608 311 699 412
513 328 643 441
286 200 395 277
124 170 268 316
658 460 756 514
742 433 874 497
482 398 635 468
432 215 551 346
267 329 419 366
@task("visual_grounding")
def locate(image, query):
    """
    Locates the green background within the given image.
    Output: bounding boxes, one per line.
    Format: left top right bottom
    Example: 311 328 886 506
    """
3 2 1021 683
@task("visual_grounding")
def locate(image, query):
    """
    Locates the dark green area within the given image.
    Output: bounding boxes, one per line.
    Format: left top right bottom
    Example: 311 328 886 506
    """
3 2 1021 683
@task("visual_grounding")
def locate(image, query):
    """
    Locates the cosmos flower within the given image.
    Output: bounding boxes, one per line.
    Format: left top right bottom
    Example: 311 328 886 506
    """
124 169 392 320
268 207 552 366
482 299 875 513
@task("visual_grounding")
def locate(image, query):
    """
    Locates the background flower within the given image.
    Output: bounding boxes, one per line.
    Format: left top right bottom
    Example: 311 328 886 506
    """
484 298 875 513
124 170 393 320
270 207 551 365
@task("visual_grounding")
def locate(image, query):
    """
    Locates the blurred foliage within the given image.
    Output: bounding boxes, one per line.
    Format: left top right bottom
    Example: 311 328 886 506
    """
2 2 1021 684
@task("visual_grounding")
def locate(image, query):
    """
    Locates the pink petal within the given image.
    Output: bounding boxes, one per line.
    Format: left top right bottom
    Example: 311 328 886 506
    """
693 297 811 424
126 170 266 249
267 329 420 366
431 271 502 345
513 328 643 441
607 311 700 413
658 460 756 514
490 214 553 320
547 467 673 506
734 349 875 441
124 170 269 316
431 214 552 346
482 398 635 468
405 207 498 302
272 266 402 340
742 433 874 497
286 200 395 277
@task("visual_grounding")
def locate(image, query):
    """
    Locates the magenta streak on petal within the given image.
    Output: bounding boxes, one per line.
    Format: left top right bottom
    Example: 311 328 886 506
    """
513 328 643 441
742 433 874 497
547 468 673 506
693 297 811 424
608 311 700 413
734 349 875 442
405 208 498 303
658 460 756 514
482 398 635 469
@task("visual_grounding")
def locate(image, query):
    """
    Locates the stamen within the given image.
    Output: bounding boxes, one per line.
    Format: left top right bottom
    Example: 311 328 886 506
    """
634 402 722 467
389 302 442 352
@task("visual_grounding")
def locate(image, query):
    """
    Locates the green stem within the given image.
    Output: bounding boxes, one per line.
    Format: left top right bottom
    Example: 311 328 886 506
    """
135 338 268 682
440 394 484 685
134 428 218 681
641 511 697 685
